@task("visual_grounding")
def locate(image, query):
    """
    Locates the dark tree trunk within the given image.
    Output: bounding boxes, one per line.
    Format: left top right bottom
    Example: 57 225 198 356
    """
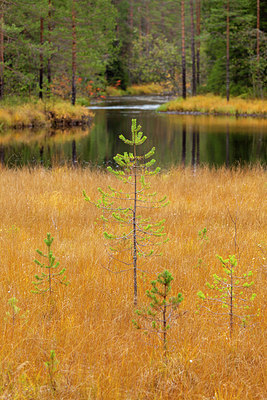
181 0 186 99
257 0 260 63
196 127 200 166
182 124 186 167
191 128 196 169
196 0 201 87
72 139 77 166
129 0 133 29
71 0 77 106
190 0 196 96
226 124 229 167
39 17 44 99
226 0 230 102
47 0 52 95
0 9 4 100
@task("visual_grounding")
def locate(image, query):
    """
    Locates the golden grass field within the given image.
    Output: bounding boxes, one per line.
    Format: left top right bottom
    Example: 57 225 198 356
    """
159 95 267 117
0 100 93 129
0 165 266 399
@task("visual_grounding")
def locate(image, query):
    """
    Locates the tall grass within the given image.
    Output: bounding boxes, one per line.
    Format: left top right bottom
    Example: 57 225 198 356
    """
0 166 265 399
105 83 167 97
0 100 93 130
159 95 267 117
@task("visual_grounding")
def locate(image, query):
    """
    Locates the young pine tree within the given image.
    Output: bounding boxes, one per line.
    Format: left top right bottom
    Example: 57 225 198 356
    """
32 233 69 295
83 119 169 305
133 270 183 359
197 254 257 338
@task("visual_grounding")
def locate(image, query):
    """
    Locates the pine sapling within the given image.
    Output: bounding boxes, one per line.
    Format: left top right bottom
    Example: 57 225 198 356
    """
133 270 183 359
45 350 58 392
83 119 169 305
197 254 257 338
5 297 29 326
32 233 69 295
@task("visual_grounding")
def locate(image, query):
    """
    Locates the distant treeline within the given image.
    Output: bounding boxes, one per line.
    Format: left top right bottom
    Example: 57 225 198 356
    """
0 0 266 103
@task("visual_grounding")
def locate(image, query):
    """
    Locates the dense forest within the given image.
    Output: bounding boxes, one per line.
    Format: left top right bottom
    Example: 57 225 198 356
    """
0 0 266 103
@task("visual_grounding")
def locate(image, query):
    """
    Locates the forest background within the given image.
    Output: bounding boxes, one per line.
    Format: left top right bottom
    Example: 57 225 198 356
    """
0 0 266 105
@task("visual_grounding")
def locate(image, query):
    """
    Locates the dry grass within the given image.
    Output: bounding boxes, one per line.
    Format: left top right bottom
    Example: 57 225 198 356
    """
0 166 266 399
127 83 165 95
105 83 166 97
159 95 267 117
0 100 93 129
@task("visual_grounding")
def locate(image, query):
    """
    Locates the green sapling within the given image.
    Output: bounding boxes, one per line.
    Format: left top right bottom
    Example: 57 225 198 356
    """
83 119 169 305
32 233 69 295
133 270 183 358
45 350 58 392
197 254 257 337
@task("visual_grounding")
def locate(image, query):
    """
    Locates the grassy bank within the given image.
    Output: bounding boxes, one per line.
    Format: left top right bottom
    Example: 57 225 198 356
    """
106 83 168 97
158 95 267 117
0 166 265 399
0 99 94 130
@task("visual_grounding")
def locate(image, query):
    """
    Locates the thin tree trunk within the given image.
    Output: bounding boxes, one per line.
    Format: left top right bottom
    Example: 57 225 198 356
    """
0 9 4 100
47 0 52 95
190 0 196 96
71 0 77 106
257 0 260 63
39 17 44 99
226 0 230 102
133 136 138 306
129 0 133 29
181 0 186 99
182 124 186 167
196 0 201 87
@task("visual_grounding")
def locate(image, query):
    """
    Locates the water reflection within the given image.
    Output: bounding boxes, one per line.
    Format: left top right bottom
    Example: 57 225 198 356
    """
0 96 266 168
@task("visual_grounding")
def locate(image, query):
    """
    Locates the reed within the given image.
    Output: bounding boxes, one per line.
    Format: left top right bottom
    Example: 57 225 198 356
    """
0 166 265 399
0 100 93 130
159 94 267 117
127 83 165 95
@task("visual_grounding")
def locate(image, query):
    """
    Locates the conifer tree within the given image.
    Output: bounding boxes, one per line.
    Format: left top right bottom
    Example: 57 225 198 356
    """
32 233 69 295
197 254 257 338
83 119 169 305
133 270 183 359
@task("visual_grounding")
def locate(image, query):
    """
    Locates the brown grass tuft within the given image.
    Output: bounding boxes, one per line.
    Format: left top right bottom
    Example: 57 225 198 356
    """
0 166 265 399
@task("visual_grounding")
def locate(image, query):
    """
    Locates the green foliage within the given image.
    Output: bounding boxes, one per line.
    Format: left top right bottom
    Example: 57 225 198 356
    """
32 233 69 295
133 270 183 357
128 34 179 88
83 119 169 305
197 254 257 336
5 297 29 325
45 350 58 392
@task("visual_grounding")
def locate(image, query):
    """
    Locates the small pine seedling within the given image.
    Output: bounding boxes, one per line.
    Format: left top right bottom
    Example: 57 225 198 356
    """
83 119 169 305
197 254 257 338
45 350 58 392
5 297 29 326
32 233 69 295
133 270 183 359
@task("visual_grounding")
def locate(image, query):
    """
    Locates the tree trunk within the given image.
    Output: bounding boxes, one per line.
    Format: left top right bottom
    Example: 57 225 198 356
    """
47 0 52 95
0 9 4 100
190 0 196 96
182 124 186 167
257 0 260 63
39 17 44 99
181 0 186 99
196 0 201 87
71 0 77 106
226 0 230 102
129 0 133 29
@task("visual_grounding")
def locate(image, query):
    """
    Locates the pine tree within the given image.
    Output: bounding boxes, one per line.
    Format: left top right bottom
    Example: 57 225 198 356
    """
83 119 169 305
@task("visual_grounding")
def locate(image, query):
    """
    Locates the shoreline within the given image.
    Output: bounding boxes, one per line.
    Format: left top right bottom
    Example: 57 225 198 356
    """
158 109 267 119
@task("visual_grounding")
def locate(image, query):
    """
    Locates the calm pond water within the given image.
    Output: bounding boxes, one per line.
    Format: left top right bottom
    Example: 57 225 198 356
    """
0 95 266 168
